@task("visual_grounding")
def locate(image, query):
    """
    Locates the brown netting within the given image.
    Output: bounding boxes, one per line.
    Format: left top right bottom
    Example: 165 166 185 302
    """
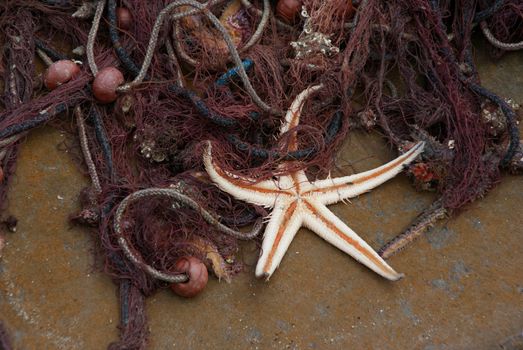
481 0 523 58
0 0 521 348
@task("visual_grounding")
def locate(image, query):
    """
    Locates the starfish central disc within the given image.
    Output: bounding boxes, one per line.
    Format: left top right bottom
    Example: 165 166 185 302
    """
204 85 425 280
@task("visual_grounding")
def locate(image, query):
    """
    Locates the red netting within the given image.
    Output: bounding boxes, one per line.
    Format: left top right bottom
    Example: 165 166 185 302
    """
0 0 521 348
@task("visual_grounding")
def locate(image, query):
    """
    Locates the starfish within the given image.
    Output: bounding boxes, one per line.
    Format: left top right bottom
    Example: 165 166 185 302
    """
204 85 425 280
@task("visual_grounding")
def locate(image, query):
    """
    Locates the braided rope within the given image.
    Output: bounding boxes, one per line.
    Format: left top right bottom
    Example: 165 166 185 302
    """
240 0 296 32
36 48 53 66
239 0 270 52
173 0 270 65
86 0 106 75
480 21 523 51
378 201 447 259
75 106 102 194
113 187 264 282
117 0 280 114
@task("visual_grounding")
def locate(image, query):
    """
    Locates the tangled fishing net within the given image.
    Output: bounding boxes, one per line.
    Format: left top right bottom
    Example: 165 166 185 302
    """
0 0 521 348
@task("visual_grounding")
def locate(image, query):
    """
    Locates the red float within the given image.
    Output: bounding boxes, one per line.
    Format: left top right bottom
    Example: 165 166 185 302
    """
276 0 303 23
92 67 124 104
170 256 208 298
44 60 80 90
116 7 132 30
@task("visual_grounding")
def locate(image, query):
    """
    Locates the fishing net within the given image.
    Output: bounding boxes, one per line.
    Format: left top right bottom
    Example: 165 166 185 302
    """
0 0 521 348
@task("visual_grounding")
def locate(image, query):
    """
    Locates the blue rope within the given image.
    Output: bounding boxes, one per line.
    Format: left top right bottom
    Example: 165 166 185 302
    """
216 59 254 86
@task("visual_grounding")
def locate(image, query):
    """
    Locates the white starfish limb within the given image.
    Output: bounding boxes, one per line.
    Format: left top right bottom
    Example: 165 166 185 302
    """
309 141 425 205
302 199 402 280
204 84 425 280
203 143 281 208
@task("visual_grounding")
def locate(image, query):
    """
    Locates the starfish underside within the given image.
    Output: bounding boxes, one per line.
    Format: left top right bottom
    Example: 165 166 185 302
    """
204 85 425 280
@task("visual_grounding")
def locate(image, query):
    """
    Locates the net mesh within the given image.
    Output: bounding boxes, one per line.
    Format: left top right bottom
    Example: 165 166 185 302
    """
0 0 521 348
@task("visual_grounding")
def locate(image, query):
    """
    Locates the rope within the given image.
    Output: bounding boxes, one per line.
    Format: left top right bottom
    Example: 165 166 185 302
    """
113 187 264 282
216 59 254 86
118 0 280 114
243 0 296 32
378 201 447 259
170 0 225 21
75 106 102 194
89 106 115 180
480 21 523 51
467 81 520 167
106 0 141 77
173 0 270 65
0 103 68 140
36 48 53 67
227 110 344 160
34 38 68 61
239 0 270 52
86 0 106 76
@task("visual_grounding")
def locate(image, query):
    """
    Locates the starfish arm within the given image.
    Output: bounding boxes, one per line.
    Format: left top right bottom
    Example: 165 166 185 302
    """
291 169 311 188
309 141 425 205
203 142 285 207
280 84 323 150
276 170 312 193
302 200 403 281
255 200 303 279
